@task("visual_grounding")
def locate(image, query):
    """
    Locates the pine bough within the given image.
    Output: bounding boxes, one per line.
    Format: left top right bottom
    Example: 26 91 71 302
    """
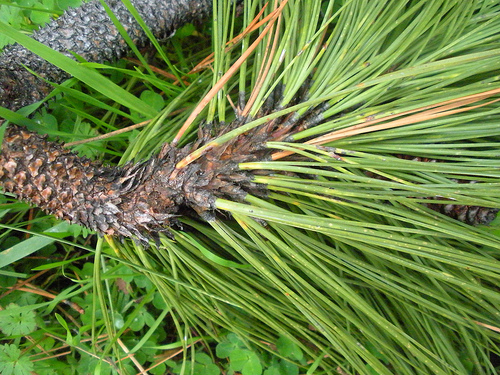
0 0 497 244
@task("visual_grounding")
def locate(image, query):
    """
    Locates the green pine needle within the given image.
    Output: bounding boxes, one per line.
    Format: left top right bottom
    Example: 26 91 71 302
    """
2 0 500 373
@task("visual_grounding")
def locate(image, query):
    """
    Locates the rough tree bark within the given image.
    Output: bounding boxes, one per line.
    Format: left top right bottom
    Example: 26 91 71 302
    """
0 0 226 243
0 0 213 112
0 120 273 243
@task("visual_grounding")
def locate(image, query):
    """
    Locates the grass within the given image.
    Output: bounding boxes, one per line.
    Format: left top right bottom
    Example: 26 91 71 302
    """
2 0 500 374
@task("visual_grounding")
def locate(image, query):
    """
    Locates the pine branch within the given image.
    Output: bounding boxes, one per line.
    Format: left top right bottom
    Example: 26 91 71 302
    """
0 0 213 112
0 123 271 243
0 0 497 246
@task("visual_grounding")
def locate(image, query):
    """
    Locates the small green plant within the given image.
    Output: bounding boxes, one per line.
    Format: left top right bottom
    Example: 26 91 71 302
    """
163 332 308 375
0 251 194 374
0 343 34 375
216 334 264 375
0 303 37 336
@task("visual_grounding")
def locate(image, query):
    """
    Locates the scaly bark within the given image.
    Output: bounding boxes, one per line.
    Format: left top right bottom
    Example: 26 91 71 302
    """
0 122 270 243
0 0 213 112
425 201 498 226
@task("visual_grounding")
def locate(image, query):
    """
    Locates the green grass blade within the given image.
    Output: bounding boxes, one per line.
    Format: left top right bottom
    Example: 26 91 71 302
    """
0 21 157 116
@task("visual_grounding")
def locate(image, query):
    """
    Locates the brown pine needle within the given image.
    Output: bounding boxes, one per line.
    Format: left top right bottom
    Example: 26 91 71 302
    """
171 0 289 148
187 3 270 74
64 106 188 147
124 57 190 85
6 283 85 314
241 0 283 117
65 119 152 147
117 338 148 375
474 320 500 333
271 88 500 160
144 338 203 373
0 268 50 299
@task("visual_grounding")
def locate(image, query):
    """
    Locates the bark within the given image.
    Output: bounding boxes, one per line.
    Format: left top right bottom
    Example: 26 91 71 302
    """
0 0 213 112
0 123 270 243
425 201 498 226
